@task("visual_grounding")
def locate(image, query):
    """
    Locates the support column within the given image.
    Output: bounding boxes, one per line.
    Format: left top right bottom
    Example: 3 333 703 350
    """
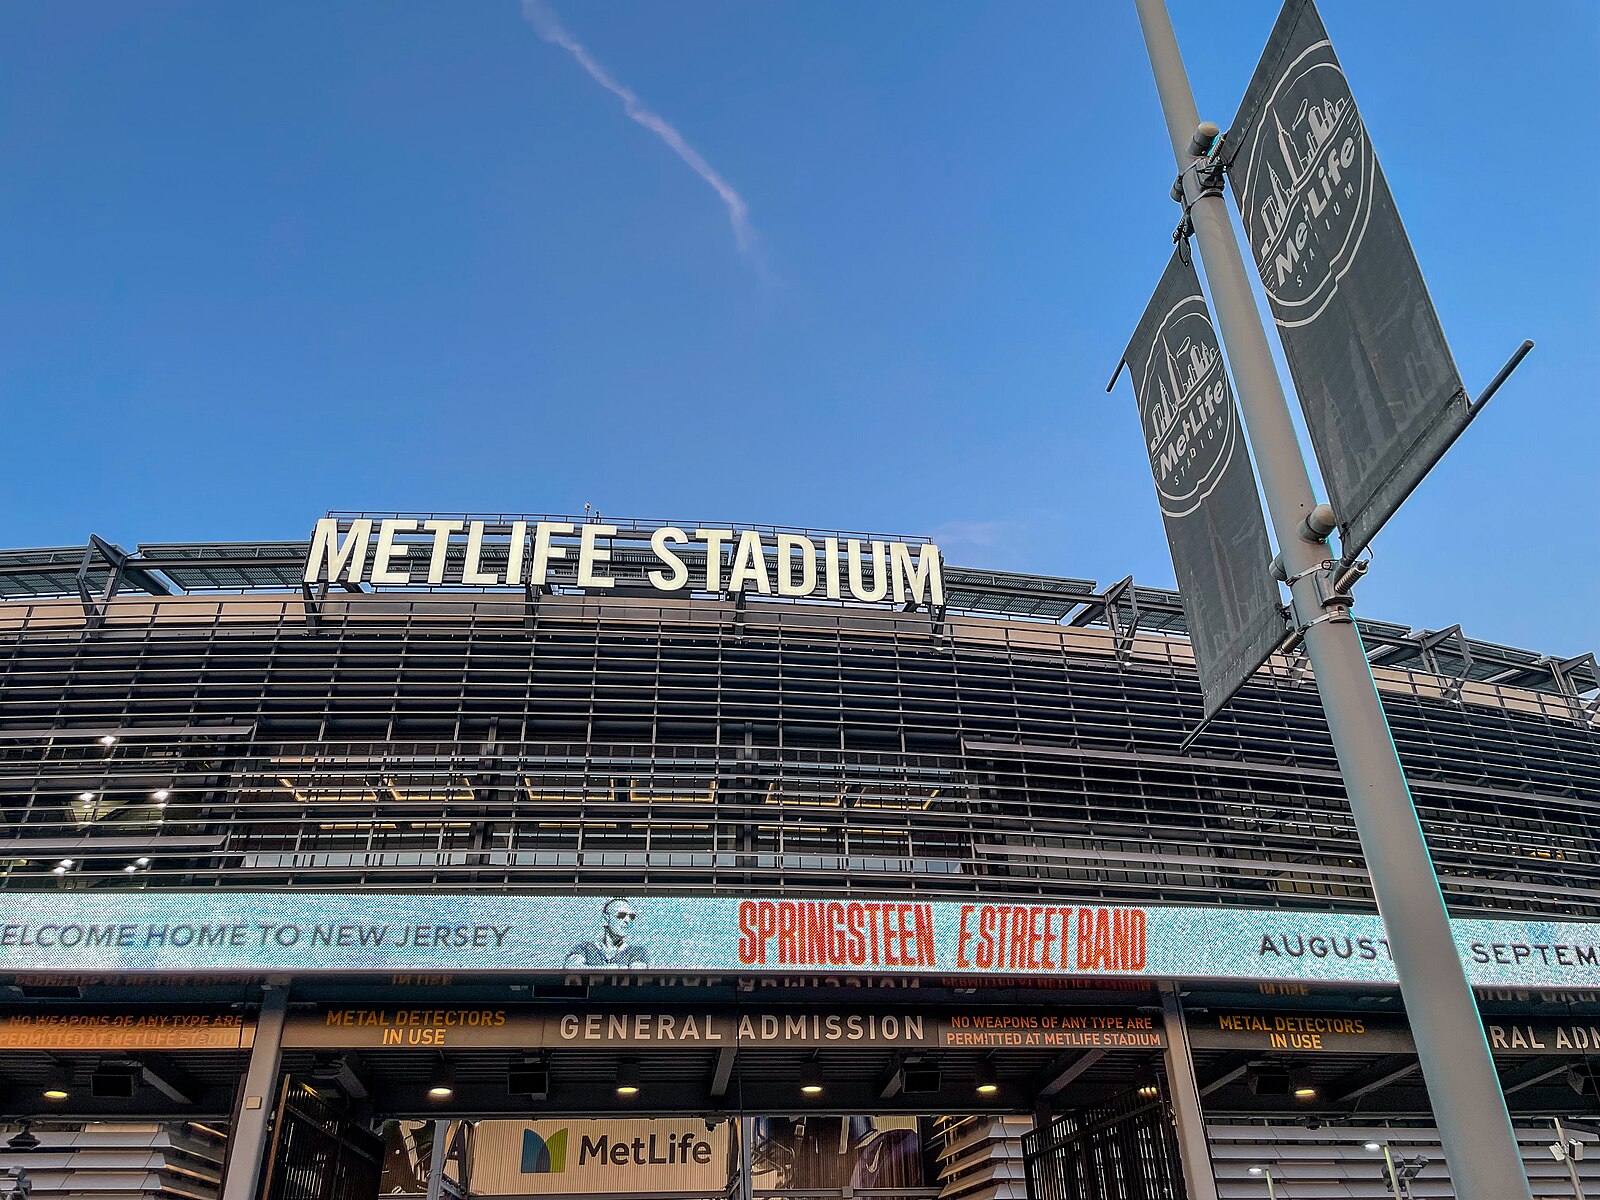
737 1116 755 1200
1160 986 1218 1200
425 1121 450 1200
220 984 289 1200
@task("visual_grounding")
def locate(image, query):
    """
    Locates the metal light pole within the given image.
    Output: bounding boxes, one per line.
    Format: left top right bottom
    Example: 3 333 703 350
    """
1130 3 1533 1197
1554 1118 1587 1200
1381 1145 1404 1200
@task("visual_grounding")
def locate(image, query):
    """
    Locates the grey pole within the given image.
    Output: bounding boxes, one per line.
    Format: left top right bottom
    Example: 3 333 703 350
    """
1159 986 1220 1200
1555 1119 1586 1200
220 984 289 1200
1381 1145 1399 1200
425 1121 450 1200
1130 3 1532 1197
738 1116 754 1200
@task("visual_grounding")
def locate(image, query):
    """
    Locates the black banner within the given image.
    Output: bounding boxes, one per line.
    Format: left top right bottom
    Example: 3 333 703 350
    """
1224 0 1467 559
1117 251 1285 719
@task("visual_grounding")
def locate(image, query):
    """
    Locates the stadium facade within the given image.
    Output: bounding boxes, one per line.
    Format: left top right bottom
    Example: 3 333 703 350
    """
1 513 1597 1200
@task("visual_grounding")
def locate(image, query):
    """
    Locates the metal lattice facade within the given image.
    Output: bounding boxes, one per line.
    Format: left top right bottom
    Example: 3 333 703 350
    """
0 531 1597 917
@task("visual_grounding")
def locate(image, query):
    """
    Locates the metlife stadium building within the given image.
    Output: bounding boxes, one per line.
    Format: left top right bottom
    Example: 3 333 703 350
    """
1 513 1598 1200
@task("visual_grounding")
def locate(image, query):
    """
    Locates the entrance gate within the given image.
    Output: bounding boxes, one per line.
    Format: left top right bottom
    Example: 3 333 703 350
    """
1022 1092 1185 1200
258 1086 385 1200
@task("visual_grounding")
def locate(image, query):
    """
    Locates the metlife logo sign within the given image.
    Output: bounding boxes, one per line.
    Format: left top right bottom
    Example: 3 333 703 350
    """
1236 37 1374 326
475 1122 725 1197
520 1128 568 1175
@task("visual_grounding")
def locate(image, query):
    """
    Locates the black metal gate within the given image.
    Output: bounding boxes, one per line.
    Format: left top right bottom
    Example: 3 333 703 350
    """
1022 1090 1186 1200
259 1084 384 1200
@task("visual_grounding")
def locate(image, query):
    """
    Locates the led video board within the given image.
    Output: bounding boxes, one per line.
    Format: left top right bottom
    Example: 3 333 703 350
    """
0 892 1595 988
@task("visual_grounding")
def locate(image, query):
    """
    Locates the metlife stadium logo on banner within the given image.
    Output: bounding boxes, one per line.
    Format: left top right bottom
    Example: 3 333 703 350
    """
0 892 1595 990
1135 292 1240 519
1236 38 1375 326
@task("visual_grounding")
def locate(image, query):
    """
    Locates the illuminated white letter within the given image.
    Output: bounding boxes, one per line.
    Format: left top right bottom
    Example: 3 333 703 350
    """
822 536 842 600
371 519 416 585
531 522 574 588
304 518 373 584
506 521 527 586
578 523 618 589
421 519 462 585
462 521 498 586
846 540 888 602
890 542 944 607
649 527 690 590
776 534 817 597
726 531 772 595
696 529 734 592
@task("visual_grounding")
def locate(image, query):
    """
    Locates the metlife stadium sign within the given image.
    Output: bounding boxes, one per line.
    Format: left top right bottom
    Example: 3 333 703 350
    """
0 893 1596 989
302 517 946 607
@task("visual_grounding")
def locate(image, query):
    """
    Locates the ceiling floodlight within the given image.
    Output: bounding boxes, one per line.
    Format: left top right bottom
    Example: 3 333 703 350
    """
90 1064 138 1099
99 735 117 747
509 1055 550 1100
151 790 170 804
615 1061 641 1097
78 792 95 803
901 1059 940 1094
1364 1141 1382 1152
1291 1069 1318 1100
135 857 150 866
41 1069 71 1102
426 1061 455 1101
799 1061 824 1097
1248 1066 1290 1095
974 1062 999 1096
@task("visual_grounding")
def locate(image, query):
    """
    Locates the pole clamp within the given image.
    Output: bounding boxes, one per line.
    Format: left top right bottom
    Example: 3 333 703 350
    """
1169 134 1228 209
1289 566 1356 631
1170 131 1227 246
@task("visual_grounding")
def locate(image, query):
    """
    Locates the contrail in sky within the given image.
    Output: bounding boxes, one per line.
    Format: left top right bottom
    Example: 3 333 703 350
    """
521 0 757 262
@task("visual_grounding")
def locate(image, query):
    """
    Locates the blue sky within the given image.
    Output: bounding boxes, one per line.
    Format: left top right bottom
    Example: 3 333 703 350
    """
2 2 1595 655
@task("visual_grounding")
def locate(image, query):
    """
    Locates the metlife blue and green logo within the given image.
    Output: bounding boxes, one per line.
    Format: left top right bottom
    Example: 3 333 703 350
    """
520 1128 568 1174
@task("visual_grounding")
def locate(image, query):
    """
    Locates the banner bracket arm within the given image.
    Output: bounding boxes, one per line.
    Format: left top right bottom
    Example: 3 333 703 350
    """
1469 338 1534 419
